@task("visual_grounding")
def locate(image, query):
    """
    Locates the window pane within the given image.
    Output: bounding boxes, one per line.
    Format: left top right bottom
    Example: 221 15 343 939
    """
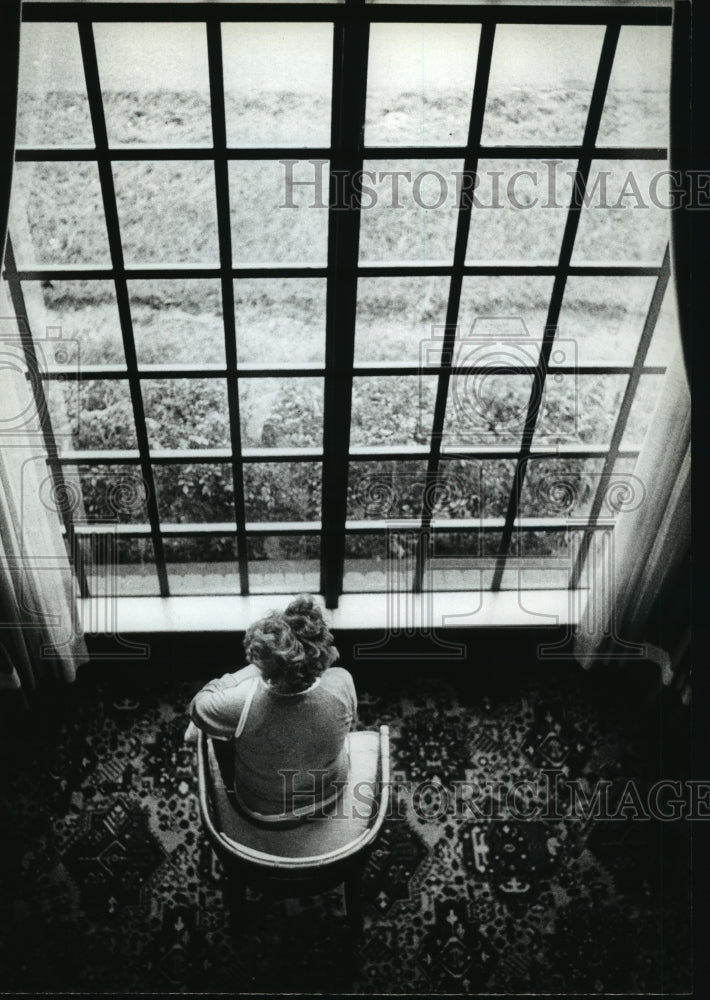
47 378 137 453
112 161 219 265
358 158 462 265
153 464 235 523
505 529 579 590
458 276 554 344
243 462 321 521
571 160 669 267
230 160 329 266
239 378 323 448
164 536 240 595
558 276 658 366
536 374 628 446
234 278 326 364
247 535 320 594
365 24 480 147
79 535 159 597
128 279 225 365
518 457 606 520
597 26 671 148
16 23 94 146
343 532 411 592
621 374 662 449
142 379 230 449
351 374 436 447
223 23 332 147
426 530 500 591
465 159 575 265
482 25 604 145
451 314 546 384
437 458 515 519
442 373 533 447
9 162 110 266
646 282 680 368
347 461 428 520
94 23 212 146
63 465 148 524
354 277 449 364
22 280 126 365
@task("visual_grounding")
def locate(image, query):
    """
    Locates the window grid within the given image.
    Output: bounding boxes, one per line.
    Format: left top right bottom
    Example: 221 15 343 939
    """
5 0 673 605
78 18 169 596
490 21 621 592
569 244 671 590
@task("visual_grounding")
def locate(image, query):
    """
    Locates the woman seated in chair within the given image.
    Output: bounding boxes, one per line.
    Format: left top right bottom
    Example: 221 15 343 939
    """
188 595 357 824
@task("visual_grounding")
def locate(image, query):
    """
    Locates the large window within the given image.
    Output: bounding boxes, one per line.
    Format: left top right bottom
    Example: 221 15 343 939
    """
4 1 676 606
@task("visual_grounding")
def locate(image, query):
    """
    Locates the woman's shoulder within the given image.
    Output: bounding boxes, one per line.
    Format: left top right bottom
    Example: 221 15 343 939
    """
323 665 354 682
320 666 356 700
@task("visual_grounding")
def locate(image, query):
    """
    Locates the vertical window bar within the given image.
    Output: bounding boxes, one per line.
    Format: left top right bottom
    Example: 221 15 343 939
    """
490 22 621 593
78 21 169 596
3 236 90 599
569 242 671 589
412 22 496 594
320 4 370 609
207 19 249 595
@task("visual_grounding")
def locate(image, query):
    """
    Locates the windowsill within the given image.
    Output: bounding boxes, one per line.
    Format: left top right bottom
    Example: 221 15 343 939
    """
77 589 581 634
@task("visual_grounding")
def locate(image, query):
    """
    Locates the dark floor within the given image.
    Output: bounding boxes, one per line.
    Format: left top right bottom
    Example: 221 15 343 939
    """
0 661 692 994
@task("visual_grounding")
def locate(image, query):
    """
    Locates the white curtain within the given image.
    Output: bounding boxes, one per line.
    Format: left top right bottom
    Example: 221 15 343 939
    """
574 340 690 681
0 276 88 703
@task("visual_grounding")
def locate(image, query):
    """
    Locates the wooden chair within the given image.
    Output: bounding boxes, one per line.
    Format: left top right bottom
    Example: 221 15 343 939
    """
196 725 390 932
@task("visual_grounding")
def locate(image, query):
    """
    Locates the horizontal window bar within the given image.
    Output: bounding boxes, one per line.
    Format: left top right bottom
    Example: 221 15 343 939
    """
15 145 667 162
41 363 666 379
55 443 640 466
9 264 664 282
68 521 322 537
22 3 673 26
67 516 615 538
346 517 616 533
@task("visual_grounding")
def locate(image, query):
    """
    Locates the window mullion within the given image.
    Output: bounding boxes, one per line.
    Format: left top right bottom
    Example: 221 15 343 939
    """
207 19 250 596
78 21 169 596
412 21 496 594
490 21 621 592
320 12 370 609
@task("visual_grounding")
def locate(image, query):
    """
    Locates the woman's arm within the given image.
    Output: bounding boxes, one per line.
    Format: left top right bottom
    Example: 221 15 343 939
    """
188 664 261 740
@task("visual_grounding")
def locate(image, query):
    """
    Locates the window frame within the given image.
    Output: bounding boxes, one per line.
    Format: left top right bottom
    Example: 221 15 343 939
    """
5 0 674 609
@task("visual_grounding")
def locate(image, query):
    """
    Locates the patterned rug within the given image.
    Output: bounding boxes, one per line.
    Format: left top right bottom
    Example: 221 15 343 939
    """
0 667 691 994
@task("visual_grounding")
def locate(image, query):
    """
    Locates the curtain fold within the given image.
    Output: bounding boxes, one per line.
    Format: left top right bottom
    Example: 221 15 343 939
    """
0 277 89 695
574 343 690 679
1 0 89 698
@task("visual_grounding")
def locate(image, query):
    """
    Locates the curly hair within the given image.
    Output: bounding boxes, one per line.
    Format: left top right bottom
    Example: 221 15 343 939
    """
243 594 339 694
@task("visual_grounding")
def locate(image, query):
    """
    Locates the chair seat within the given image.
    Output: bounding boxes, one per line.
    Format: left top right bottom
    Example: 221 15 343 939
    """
207 730 382 861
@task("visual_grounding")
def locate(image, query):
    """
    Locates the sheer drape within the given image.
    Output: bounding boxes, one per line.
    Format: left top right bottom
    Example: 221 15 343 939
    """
572 4 692 683
573 343 690 681
1 0 88 704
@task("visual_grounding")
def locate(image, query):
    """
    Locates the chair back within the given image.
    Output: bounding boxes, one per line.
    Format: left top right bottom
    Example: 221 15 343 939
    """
197 725 390 884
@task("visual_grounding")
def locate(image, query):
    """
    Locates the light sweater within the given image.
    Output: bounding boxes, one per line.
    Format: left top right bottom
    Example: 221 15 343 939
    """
190 664 357 819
